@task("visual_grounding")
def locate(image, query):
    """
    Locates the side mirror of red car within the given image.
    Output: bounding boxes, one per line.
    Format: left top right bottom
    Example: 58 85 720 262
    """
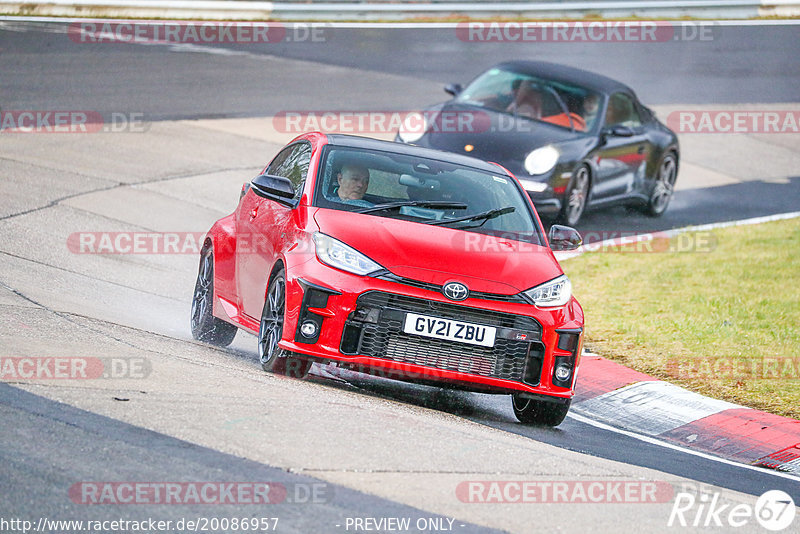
251 174 296 205
548 225 582 251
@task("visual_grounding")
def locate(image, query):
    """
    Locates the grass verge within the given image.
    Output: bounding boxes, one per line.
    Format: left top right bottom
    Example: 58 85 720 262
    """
561 217 800 419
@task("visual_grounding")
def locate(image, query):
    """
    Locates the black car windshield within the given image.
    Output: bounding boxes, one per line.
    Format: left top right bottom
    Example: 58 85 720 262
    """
455 67 603 133
313 146 544 246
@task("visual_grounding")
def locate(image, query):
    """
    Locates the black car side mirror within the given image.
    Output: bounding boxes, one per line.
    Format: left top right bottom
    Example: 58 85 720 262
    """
444 83 463 97
251 174 296 206
601 125 635 138
548 225 582 251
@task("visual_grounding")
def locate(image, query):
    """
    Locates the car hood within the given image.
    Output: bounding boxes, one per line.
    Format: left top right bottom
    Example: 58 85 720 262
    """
312 208 563 295
420 102 582 165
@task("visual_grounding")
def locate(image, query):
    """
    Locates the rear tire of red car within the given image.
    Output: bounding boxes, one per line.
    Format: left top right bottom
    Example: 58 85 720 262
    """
258 270 312 379
512 394 571 426
557 165 590 227
642 151 678 217
190 248 238 347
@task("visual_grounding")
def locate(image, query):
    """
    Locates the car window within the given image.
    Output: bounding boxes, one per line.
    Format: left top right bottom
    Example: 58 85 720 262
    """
267 141 312 198
313 146 544 246
454 67 599 132
605 93 642 128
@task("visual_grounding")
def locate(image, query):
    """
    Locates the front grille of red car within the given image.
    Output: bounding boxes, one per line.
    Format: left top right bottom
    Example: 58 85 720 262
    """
341 291 544 384
373 272 528 304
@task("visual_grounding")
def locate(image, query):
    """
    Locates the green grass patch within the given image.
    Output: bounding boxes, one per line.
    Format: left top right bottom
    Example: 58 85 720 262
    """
562 217 800 419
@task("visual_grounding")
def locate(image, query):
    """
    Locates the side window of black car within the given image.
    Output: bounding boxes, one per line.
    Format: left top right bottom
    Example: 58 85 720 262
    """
636 101 654 123
605 93 642 128
267 142 312 198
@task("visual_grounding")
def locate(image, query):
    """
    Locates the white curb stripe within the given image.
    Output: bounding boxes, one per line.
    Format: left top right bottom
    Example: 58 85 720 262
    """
567 411 800 480
573 380 741 435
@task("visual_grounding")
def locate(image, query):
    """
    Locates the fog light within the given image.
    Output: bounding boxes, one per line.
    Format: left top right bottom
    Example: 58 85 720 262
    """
300 321 318 338
554 364 572 382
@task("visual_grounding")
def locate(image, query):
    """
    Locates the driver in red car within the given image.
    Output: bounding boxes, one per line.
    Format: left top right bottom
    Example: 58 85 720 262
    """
335 164 372 207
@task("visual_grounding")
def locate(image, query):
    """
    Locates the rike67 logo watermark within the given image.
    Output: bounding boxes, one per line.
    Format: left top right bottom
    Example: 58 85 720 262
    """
669 489 796 530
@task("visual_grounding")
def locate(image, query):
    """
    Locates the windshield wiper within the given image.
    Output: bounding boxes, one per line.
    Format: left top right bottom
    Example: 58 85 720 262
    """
425 206 515 227
356 201 468 214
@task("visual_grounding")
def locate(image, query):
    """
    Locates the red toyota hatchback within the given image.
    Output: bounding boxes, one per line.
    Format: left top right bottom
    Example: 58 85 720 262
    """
191 132 584 426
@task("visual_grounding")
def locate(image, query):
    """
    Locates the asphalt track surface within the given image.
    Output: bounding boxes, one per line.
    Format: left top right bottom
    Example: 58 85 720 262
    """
0 383 497 533
2 22 800 115
1 20 799 533
2 20 799 236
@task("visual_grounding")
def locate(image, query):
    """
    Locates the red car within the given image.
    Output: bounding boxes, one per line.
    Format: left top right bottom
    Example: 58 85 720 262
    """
191 132 584 426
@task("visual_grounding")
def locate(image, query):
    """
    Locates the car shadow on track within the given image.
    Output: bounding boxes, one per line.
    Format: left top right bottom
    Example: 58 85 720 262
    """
306 365 483 417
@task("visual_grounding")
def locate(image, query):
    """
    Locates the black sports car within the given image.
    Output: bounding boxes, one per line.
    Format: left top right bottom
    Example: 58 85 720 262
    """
396 61 679 226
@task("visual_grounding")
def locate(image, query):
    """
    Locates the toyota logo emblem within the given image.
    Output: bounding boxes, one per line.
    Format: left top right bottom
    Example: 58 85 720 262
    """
442 282 469 301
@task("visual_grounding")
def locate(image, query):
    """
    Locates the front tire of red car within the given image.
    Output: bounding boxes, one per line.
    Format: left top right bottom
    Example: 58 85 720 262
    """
512 394 571 426
258 270 312 379
191 248 238 347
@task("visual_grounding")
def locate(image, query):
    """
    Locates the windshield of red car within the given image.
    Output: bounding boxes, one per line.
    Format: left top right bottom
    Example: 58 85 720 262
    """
454 67 603 133
313 146 545 246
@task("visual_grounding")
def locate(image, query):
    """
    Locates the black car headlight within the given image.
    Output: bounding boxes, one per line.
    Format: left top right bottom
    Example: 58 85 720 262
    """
397 112 428 143
524 145 559 175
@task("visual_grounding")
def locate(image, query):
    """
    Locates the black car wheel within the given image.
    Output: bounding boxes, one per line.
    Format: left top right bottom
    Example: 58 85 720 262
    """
191 248 238 346
258 270 312 378
512 394 571 426
644 152 678 217
558 166 590 226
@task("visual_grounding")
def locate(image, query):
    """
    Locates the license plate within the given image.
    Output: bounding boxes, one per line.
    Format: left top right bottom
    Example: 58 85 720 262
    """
402 313 496 348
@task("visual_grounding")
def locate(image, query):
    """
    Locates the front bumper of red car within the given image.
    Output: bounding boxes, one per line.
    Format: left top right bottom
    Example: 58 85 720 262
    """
276 259 583 400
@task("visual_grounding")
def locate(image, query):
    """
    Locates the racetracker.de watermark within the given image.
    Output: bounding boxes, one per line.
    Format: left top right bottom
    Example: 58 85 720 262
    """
577 230 718 254
67 21 326 44
0 357 151 380
667 110 800 133
667 356 800 381
273 110 491 136
455 21 717 42
0 111 147 133
66 232 301 255
453 230 717 254
67 230 718 256
68 232 209 255
68 481 332 505
456 480 674 503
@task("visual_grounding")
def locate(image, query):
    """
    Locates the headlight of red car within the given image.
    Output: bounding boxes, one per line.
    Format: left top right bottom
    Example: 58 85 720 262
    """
313 232 384 276
523 274 572 307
